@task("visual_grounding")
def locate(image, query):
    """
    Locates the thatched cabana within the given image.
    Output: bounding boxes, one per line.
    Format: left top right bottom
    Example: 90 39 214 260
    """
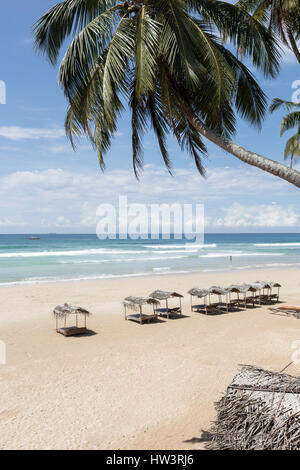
257 280 281 303
228 284 259 308
208 286 230 313
53 303 91 336
150 290 183 318
207 365 300 450
253 280 281 304
124 296 160 325
246 281 266 305
228 284 249 309
270 282 281 302
188 288 209 314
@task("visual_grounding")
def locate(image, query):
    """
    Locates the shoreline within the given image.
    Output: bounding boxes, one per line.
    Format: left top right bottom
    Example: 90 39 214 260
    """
1 262 300 288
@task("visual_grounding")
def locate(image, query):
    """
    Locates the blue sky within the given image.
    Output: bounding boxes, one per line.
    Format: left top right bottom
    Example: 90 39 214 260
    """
0 0 300 233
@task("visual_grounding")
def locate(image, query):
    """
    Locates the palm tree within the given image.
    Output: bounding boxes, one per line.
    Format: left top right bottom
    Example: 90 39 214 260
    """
236 0 300 63
270 98 300 167
34 0 300 188
284 132 300 168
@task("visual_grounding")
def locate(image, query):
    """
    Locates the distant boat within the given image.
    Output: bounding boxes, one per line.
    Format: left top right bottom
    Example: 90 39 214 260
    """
28 237 40 240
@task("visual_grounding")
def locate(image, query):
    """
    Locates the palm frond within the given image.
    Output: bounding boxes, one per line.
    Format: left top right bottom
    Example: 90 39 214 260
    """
284 132 300 159
281 111 300 134
33 0 117 64
102 16 136 123
129 82 148 178
146 89 172 173
134 6 159 99
270 97 300 113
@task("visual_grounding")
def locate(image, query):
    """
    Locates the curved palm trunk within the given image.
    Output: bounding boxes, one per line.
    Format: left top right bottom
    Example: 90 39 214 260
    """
184 109 300 188
287 28 300 64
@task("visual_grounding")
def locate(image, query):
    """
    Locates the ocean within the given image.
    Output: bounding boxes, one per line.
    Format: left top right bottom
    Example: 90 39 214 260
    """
0 233 300 286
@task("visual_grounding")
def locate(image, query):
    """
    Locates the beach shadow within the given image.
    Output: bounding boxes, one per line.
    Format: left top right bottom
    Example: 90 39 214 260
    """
159 314 190 320
73 329 98 337
195 310 229 316
127 318 167 325
241 305 261 310
184 431 213 445
229 306 248 312
148 318 166 324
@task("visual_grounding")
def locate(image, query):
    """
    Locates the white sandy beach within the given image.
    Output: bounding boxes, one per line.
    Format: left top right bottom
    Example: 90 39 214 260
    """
1 268 300 450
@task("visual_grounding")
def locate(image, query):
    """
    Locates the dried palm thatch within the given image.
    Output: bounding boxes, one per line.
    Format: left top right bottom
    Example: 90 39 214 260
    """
228 284 249 294
150 290 183 300
209 286 229 295
207 365 300 450
188 288 209 298
53 303 91 317
123 296 160 312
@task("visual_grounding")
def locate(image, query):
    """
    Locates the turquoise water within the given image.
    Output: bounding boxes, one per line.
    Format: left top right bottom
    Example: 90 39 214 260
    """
0 233 300 285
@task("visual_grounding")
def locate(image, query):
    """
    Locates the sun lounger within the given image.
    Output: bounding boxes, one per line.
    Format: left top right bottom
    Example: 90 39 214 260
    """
269 305 300 319
57 326 88 337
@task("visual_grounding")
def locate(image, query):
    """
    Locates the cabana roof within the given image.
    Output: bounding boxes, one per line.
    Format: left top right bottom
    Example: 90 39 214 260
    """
209 286 228 295
231 365 300 394
208 365 300 450
150 290 183 300
188 288 209 298
53 303 91 318
124 296 160 307
228 284 249 294
248 281 265 290
256 280 282 289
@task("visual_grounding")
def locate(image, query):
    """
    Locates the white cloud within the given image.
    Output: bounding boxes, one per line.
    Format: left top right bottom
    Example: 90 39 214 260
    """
48 145 74 154
211 202 299 228
0 126 65 140
0 166 298 232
